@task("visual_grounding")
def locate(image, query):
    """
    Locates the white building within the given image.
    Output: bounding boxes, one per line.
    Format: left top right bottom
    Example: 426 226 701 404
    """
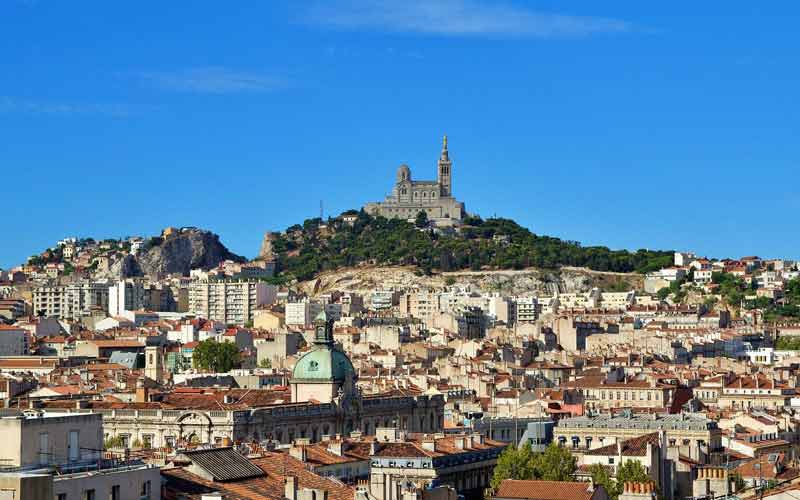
512 296 539 324
108 279 146 316
285 300 322 327
599 291 635 309
33 281 110 320
188 280 277 326
674 251 697 267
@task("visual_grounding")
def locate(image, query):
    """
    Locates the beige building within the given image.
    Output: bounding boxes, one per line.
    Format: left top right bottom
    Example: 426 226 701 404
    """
364 136 465 225
254 309 285 330
563 376 678 412
554 413 722 463
0 411 160 500
368 428 505 500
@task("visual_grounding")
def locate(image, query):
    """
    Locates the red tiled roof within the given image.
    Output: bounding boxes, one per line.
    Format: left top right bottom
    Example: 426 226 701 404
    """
495 480 600 500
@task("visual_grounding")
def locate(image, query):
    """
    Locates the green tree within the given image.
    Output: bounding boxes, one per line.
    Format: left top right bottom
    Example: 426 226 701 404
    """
192 339 240 372
415 210 429 228
656 287 670 301
616 460 650 485
532 443 577 481
490 443 536 491
775 337 800 350
104 436 125 449
589 464 617 500
258 358 272 368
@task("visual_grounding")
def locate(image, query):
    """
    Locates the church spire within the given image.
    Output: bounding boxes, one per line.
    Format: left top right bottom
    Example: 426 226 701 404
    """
437 134 452 197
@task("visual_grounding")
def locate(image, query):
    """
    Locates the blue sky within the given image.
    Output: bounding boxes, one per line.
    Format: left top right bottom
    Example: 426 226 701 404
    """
2 1 799 267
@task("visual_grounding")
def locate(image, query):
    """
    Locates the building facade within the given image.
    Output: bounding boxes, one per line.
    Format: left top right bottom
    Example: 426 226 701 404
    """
33 281 110 320
364 136 465 225
188 280 277 325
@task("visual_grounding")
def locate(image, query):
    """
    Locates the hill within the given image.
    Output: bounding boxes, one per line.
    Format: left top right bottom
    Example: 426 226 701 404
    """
26 228 245 280
264 211 673 283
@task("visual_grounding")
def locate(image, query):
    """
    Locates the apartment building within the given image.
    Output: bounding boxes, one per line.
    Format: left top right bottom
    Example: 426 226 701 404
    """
188 280 277 325
32 281 110 320
399 291 440 320
285 300 322 326
108 279 146 316
0 411 160 500
512 296 540 324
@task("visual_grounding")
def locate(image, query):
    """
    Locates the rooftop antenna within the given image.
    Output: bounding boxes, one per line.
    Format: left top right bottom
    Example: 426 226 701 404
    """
320 200 324 221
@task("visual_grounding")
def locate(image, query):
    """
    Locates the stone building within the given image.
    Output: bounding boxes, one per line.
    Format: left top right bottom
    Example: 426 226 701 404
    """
554 412 722 463
364 136 465 225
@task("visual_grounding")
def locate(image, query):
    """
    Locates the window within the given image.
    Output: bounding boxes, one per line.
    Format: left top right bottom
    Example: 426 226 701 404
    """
140 480 151 499
58 495 67 500
69 430 80 462
84 490 96 500
39 432 49 465
110 485 120 500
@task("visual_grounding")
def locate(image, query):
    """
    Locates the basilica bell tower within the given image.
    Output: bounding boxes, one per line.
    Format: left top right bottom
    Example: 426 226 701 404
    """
437 134 452 197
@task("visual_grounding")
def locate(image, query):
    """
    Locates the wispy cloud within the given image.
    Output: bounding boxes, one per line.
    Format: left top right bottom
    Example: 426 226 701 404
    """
304 0 631 38
134 67 286 94
0 96 133 117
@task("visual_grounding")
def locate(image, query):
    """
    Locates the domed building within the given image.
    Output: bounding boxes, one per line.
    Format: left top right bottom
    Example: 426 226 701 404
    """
364 135 465 225
290 311 356 404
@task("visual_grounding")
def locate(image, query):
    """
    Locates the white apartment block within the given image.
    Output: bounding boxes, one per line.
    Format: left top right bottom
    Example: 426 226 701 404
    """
33 281 110 320
285 300 322 326
188 280 277 326
512 296 539 324
108 279 146 316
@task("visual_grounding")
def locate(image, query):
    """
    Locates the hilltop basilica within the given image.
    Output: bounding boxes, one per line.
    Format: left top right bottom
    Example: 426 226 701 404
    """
364 135 466 225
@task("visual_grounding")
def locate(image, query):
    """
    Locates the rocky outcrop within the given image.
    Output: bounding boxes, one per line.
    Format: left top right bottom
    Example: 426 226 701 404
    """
296 265 643 297
94 229 245 279
257 231 279 261
109 254 143 279
135 229 245 278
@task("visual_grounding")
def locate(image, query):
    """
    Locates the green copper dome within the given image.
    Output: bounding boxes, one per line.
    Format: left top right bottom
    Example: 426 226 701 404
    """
292 346 355 382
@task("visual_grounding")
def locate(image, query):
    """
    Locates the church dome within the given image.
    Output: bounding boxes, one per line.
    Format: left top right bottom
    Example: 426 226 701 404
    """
292 345 355 382
396 164 411 183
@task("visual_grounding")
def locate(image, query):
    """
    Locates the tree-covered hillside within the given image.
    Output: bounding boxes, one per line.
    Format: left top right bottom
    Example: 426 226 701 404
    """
269 211 673 282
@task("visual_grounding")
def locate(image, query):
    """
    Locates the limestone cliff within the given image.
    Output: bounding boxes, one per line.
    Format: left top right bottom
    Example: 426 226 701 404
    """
95 229 245 279
136 229 245 278
296 265 644 297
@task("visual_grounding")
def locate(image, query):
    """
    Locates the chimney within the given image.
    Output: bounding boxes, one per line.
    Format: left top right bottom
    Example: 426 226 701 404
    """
454 437 465 450
289 445 307 462
421 438 436 452
328 440 344 457
135 381 149 403
285 476 298 500
223 394 234 404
